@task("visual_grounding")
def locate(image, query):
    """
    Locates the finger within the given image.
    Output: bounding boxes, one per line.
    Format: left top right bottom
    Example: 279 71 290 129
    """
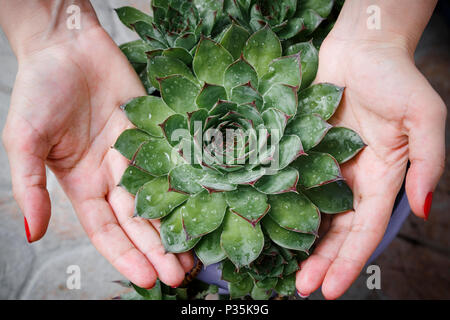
108 186 187 287
177 252 195 273
150 219 195 273
2 117 51 242
296 212 353 297
320 192 394 300
405 80 446 219
76 197 158 289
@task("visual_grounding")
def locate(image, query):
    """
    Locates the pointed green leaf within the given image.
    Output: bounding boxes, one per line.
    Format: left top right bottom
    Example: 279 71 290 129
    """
225 186 269 225
168 164 205 194
302 180 354 214
229 276 253 299
174 33 197 50
251 285 272 300
162 47 193 65
133 21 167 49
285 42 318 89
193 37 234 85
262 215 315 252
188 108 209 136
276 134 304 170
298 83 344 120
262 83 298 116
259 54 302 94
313 127 366 163
195 227 227 266
114 128 151 160
139 68 156 95
221 209 264 268
147 55 196 88
182 191 227 239
255 277 278 290
133 139 177 176
300 0 334 18
230 83 263 110
221 259 247 283
135 177 188 219
285 114 332 150
253 167 299 194
226 167 266 185
236 104 263 127
209 100 238 117
261 108 288 144
159 75 200 114
122 97 174 138
196 84 228 110
295 9 324 35
115 7 153 29
120 40 152 65
131 281 162 300
268 192 320 234
161 207 200 253
119 166 154 195
283 258 300 276
160 113 189 147
219 23 251 60
199 172 237 192
292 151 343 188
243 26 282 76
277 17 305 40
274 273 296 296
223 58 259 95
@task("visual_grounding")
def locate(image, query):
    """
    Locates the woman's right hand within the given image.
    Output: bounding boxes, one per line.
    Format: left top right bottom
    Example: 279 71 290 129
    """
1 0 193 289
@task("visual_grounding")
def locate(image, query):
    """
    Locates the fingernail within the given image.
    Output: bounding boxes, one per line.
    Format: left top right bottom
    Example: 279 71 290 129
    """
24 217 31 243
297 290 309 298
171 285 178 288
424 192 433 221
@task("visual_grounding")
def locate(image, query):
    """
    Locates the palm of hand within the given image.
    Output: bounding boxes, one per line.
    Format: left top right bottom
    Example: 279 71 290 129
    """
296 37 446 299
3 27 192 288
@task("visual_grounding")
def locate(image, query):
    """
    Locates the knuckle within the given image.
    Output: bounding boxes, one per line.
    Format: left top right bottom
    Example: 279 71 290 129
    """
89 221 119 241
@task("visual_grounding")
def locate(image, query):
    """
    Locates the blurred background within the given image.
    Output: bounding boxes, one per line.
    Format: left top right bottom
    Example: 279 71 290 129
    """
0 0 448 299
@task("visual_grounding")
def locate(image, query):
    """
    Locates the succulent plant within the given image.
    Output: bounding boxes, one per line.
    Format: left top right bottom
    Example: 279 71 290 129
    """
114 24 365 286
116 0 231 93
224 0 336 44
115 279 218 300
116 0 342 93
222 236 307 299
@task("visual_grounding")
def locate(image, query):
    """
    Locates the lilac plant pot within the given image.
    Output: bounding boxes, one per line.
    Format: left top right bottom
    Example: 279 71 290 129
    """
196 189 411 294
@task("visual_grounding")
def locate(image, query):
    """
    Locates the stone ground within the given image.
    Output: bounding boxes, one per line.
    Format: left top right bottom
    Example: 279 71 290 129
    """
0 1 448 300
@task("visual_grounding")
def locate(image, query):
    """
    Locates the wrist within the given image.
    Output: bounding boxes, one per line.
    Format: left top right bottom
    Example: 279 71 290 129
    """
0 0 100 60
329 0 437 55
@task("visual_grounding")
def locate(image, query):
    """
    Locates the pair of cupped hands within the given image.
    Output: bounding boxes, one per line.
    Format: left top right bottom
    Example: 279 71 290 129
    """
3 13 445 299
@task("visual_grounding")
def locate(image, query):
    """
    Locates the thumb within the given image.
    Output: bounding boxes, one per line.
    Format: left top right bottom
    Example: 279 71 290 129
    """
405 76 446 220
2 114 51 242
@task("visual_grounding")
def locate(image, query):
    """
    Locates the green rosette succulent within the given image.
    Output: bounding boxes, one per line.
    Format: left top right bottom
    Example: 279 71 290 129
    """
115 279 218 300
116 0 342 92
223 0 340 47
116 0 231 92
113 26 365 281
222 236 307 299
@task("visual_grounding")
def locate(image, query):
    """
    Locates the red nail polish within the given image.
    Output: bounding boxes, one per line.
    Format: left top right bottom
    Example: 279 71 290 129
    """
171 285 178 288
297 290 309 298
424 192 433 221
24 217 31 243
